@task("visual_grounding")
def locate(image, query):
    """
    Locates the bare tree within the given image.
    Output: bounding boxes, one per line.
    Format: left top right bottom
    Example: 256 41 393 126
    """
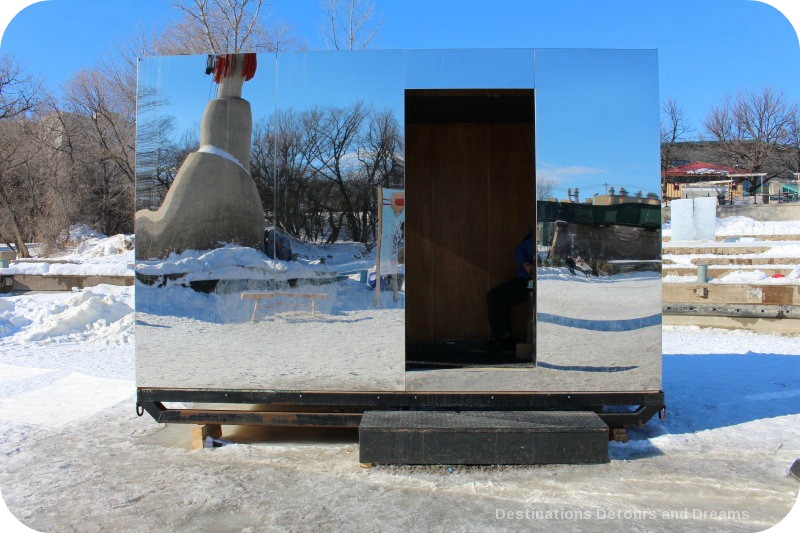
0 54 40 120
321 0 381 51
660 97 692 172
705 87 797 193
784 113 800 178
536 178 556 201
161 0 302 54
63 69 136 185
0 54 42 256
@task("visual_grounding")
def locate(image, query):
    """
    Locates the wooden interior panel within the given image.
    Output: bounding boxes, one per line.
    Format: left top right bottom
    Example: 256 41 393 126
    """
487 122 535 337
406 89 534 344
431 123 489 341
405 122 435 342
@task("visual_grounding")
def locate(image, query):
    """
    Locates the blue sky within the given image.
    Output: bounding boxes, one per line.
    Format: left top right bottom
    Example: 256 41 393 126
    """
1 0 799 197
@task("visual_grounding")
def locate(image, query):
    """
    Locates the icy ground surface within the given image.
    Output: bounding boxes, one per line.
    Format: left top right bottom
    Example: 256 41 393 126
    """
0 285 798 531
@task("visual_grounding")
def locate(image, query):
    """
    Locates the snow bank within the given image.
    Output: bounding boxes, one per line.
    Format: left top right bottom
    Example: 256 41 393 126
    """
0 232 134 277
136 241 375 283
0 285 133 345
663 215 800 237
710 266 800 284
715 216 800 236
74 233 133 258
68 224 106 242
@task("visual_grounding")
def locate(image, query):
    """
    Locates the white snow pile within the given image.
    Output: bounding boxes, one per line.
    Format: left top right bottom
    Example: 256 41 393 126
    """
0 285 133 345
715 216 800 236
137 241 375 283
710 266 800 284
663 215 800 237
74 233 133 258
68 224 106 242
137 244 316 282
0 229 134 277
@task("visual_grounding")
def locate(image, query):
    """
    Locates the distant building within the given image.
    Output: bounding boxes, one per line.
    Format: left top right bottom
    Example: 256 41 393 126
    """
662 162 764 203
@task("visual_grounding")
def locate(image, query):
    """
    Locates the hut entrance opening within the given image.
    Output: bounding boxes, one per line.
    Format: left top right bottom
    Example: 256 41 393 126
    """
405 89 535 369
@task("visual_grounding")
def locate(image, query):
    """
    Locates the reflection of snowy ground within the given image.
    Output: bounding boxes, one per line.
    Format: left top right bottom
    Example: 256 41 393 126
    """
137 268 662 392
410 271 662 392
137 308 404 391
137 276 405 391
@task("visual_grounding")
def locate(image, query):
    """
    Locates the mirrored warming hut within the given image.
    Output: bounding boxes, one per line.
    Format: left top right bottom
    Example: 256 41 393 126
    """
135 49 664 430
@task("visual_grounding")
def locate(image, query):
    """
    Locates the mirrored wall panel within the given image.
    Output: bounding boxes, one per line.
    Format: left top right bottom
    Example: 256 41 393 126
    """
135 48 661 394
272 51 406 391
135 53 278 389
533 49 662 391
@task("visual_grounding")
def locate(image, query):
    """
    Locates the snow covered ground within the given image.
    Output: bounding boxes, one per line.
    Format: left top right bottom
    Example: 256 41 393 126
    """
663 216 800 285
0 228 134 277
0 285 798 531
0 219 798 531
663 216 800 237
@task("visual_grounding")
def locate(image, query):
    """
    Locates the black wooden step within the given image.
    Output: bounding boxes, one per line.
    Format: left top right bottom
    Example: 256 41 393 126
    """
359 410 609 465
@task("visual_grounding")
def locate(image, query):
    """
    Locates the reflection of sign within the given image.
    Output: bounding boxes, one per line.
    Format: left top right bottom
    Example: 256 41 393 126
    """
380 188 405 273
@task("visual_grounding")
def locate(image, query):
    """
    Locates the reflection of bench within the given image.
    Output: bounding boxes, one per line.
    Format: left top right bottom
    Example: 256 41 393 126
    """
241 292 329 321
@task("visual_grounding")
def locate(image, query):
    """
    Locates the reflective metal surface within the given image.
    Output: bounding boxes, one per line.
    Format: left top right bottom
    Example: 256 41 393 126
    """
533 49 662 392
135 49 661 393
272 51 406 391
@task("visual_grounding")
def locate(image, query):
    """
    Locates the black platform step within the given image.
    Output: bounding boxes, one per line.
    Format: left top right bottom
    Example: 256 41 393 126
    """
359 410 609 465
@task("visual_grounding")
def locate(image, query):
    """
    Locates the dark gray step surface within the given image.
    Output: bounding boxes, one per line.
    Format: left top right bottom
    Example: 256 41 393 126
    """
359 410 609 465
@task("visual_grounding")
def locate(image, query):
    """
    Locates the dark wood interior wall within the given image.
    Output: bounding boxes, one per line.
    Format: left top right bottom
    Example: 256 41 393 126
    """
406 91 534 343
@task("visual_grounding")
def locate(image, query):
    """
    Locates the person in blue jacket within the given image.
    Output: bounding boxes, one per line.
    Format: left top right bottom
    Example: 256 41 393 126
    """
486 232 534 351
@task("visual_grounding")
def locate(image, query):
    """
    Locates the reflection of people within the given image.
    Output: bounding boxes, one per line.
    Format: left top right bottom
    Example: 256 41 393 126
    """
565 255 576 275
487 232 534 350
575 256 592 278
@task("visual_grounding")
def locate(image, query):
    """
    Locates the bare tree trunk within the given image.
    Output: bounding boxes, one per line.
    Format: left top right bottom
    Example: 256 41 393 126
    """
0 184 30 257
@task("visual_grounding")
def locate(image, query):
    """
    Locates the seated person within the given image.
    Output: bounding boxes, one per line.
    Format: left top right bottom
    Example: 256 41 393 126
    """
487 232 534 351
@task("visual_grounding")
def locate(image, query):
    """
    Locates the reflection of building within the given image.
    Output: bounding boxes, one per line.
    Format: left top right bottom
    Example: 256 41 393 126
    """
591 189 660 206
662 162 766 204
768 177 800 200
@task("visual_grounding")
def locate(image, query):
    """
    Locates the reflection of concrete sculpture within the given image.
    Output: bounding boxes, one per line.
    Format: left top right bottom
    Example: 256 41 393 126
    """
135 53 264 260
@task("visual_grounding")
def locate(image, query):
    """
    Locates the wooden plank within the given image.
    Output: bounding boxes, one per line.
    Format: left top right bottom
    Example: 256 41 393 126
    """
167 411 362 428
405 121 435 342
663 245 770 255
662 267 794 278
240 292 328 300
432 122 489 341
191 424 222 450
692 257 800 266
488 121 535 339
664 234 800 243
663 283 800 305
664 314 800 335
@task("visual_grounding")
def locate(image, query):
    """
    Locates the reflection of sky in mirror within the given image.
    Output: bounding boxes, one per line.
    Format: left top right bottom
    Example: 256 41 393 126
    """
277 50 404 115
405 49 534 89
535 49 660 199
137 54 277 141
138 48 660 201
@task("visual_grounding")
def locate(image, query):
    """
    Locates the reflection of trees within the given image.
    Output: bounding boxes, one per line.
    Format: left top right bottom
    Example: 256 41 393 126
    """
134 87 196 211
251 102 403 245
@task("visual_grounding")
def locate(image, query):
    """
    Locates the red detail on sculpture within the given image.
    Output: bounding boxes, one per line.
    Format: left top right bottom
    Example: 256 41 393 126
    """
212 53 257 83
242 54 257 81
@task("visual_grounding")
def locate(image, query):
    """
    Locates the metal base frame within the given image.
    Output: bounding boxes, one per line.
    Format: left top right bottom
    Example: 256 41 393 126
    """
137 388 665 430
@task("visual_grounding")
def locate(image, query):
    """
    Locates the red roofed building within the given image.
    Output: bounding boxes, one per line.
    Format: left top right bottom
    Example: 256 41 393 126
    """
662 162 762 203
